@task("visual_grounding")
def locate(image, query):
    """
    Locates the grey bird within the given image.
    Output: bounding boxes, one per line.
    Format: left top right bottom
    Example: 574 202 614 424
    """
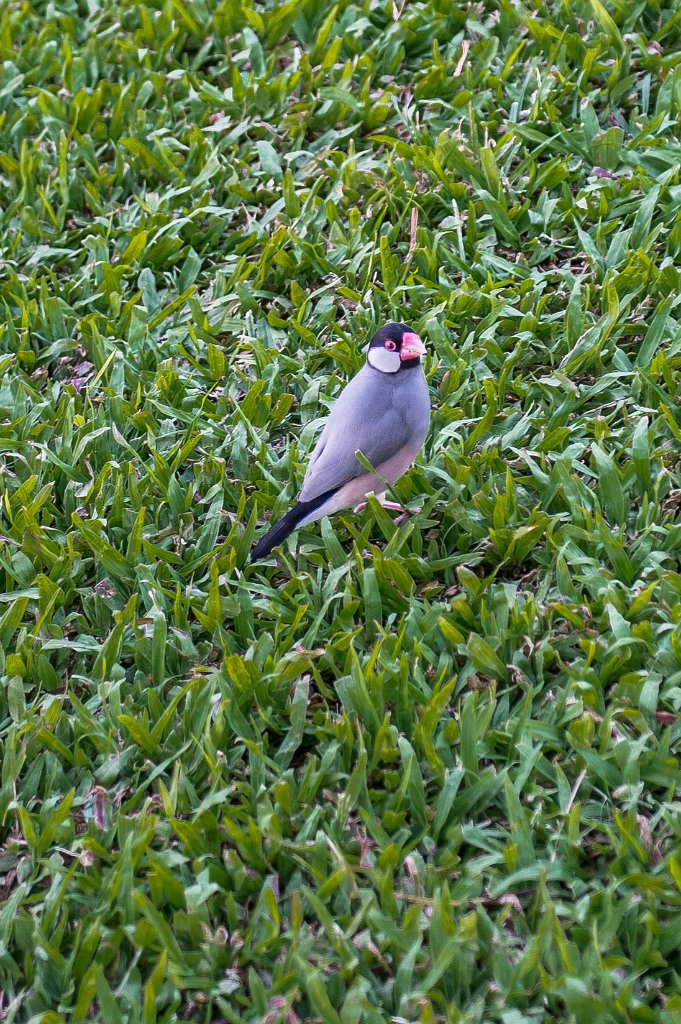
250 323 430 561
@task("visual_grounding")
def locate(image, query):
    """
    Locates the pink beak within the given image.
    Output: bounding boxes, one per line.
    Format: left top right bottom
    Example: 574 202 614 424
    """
400 332 426 361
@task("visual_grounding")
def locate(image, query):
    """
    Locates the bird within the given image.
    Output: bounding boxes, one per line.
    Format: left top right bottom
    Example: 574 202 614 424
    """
250 322 430 561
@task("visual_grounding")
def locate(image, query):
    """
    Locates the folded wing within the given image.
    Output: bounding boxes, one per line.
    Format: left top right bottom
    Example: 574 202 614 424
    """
300 370 409 502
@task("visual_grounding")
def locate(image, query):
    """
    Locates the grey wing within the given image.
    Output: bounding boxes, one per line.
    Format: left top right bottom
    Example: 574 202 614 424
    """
300 374 408 502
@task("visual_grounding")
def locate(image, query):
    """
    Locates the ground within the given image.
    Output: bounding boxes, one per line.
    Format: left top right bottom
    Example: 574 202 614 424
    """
1 0 681 1022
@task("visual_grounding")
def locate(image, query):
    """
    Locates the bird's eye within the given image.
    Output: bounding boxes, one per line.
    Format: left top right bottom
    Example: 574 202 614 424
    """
384 340 397 351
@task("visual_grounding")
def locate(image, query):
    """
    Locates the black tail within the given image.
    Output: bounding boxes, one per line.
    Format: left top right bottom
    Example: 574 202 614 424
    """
250 491 335 561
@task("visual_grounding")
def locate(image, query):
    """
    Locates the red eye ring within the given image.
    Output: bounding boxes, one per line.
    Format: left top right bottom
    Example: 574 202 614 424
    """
384 339 397 351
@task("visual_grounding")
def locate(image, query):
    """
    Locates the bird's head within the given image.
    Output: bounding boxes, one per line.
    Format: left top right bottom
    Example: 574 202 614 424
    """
366 322 426 374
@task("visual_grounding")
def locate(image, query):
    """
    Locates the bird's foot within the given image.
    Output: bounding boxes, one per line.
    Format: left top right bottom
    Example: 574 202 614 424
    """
393 505 421 525
353 499 421 524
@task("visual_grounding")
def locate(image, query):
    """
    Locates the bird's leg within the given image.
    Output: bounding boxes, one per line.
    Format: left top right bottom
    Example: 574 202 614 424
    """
392 505 421 525
353 497 421 523
354 491 384 514
380 493 422 521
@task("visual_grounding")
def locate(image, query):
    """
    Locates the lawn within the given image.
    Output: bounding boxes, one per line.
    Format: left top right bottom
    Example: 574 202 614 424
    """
2 0 681 1021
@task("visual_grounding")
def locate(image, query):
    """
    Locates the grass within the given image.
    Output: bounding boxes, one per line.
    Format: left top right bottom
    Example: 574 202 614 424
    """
2 0 681 1020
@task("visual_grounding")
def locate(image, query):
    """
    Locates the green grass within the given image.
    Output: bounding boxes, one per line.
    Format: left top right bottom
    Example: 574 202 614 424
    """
2 0 681 1020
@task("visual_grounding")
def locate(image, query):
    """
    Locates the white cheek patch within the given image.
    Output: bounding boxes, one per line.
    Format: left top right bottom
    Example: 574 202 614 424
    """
368 347 401 374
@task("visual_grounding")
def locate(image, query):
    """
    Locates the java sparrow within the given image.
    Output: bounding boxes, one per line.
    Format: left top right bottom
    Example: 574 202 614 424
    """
250 323 430 561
